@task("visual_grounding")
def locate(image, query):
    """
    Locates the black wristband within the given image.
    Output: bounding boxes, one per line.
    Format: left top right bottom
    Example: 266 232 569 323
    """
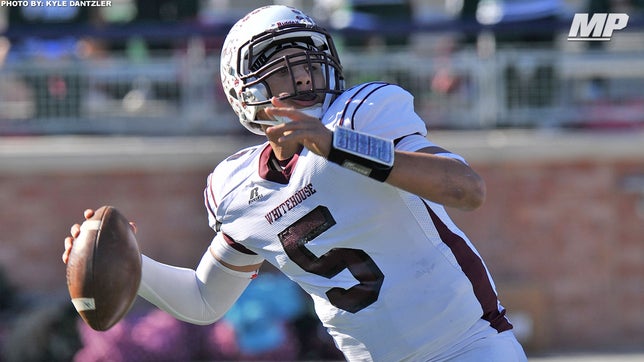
327 127 394 182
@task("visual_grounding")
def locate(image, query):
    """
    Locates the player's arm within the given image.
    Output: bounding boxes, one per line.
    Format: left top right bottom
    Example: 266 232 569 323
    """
64 210 262 325
385 147 485 210
325 130 485 210
264 105 485 211
137 233 263 325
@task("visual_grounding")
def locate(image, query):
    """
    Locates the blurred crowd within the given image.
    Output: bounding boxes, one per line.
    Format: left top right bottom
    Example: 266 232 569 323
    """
0 0 643 130
0 0 642 56
0 265 344 361
0 0 643 128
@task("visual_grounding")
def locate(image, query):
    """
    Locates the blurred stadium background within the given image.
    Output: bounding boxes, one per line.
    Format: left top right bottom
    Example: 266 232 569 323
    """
0 0 642 361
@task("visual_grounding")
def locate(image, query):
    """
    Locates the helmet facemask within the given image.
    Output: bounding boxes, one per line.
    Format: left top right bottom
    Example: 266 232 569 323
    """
236 25 344 131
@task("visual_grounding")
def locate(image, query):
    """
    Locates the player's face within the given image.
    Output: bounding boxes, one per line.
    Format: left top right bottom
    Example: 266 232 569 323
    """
260 48 326 108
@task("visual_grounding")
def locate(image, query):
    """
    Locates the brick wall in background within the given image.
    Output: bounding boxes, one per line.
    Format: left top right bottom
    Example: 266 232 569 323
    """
0 131 642 354
0 170 214 285
449 158 643 352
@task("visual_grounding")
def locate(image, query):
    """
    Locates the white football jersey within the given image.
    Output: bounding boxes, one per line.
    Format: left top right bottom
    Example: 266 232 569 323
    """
204 82 512 361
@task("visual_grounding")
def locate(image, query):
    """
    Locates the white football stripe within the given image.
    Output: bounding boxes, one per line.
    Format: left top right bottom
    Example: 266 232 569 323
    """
80 220 101 232
72 297 96 312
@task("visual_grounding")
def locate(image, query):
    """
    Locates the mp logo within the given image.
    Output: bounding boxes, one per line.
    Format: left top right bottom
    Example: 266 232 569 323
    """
568 13 629 41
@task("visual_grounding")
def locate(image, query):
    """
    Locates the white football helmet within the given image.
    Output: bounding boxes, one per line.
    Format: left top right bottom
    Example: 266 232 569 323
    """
220 5 345 135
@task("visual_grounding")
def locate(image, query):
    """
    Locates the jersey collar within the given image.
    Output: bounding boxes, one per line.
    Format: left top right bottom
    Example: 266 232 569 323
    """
258 144 301 184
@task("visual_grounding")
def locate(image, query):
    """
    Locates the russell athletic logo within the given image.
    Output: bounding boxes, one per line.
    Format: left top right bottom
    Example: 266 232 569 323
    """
248 187 265 204
568 13 629 41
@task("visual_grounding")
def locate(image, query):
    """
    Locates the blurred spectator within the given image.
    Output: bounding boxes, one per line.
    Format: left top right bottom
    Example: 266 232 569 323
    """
430 38 463 95
1 268 68 362
135 0 199 23
314 0 414 50
2 299 81 362
449 0 563 115
208 271 306 360
131 0 199 52
71 270 341 361
0 36 8 65
0 267 16 314
74 309 203 362
6 3 91 119
0 36 35 120
453 0 564 45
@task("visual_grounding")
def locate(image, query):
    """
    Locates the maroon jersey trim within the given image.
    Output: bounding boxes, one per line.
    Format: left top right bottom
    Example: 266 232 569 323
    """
423 200 513 333
222 232 257 256
258 144 300 184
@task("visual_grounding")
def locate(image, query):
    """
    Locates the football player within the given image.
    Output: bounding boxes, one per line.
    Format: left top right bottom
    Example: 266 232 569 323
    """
64 5 527 361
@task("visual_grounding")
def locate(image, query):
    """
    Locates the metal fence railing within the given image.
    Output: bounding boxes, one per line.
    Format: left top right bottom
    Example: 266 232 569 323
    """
1 41 643 135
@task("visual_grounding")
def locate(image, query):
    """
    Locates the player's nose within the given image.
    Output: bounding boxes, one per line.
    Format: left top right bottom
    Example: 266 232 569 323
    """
292 65 312 89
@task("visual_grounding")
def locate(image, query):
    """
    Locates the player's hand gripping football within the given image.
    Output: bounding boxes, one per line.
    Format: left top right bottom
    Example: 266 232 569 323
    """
62 209 137 264
264 96 333 158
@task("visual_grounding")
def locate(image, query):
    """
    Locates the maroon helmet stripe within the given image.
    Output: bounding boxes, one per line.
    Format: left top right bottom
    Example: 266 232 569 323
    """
423 201 513 333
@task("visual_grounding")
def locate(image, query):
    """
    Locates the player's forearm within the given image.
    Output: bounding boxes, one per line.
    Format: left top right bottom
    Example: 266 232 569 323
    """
386 150 486 210
138 252 252 325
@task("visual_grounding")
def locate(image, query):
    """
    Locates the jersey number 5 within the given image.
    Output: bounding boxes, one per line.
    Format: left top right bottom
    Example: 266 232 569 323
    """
278 206 384 313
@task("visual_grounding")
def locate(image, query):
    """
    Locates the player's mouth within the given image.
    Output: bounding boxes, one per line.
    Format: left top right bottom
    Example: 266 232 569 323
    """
290 93 322 107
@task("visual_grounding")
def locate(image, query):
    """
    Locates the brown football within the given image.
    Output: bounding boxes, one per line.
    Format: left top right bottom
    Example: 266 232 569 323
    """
65 205 141 331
